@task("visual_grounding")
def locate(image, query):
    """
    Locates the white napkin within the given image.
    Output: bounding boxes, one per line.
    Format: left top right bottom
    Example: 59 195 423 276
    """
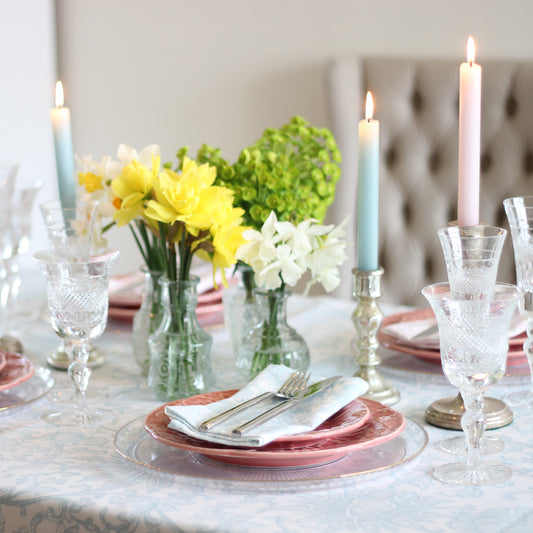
164 364 369 447
382 310 527 350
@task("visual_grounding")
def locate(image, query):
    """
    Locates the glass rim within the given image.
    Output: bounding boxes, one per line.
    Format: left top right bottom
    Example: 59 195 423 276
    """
421 281 520 302
438 225 507 239
33 249 119 266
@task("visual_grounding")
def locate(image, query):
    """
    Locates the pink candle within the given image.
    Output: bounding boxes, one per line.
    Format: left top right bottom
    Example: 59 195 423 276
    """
458 36 482 226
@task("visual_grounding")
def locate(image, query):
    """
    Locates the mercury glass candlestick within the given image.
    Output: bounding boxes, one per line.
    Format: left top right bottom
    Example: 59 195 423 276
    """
352 267 400 405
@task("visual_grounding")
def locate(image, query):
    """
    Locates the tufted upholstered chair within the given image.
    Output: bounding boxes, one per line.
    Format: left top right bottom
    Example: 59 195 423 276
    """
325 57 533 306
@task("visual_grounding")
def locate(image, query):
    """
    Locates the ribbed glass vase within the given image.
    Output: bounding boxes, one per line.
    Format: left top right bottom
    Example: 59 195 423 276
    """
236 287 310 380
131 268 164 376
148 276 214 401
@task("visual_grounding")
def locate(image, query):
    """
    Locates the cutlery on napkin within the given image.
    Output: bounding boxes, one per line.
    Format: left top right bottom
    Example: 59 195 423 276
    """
164 364 369 447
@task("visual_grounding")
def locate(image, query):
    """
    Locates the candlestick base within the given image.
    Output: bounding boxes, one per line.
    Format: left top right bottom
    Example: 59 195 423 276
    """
425 393 513 430
351 267 400 406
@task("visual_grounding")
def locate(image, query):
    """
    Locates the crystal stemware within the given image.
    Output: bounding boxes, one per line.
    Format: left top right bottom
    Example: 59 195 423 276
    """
0 162 18 321
504 196 533 409
40 199 105 369
34 250 119 425
437 224 508 455
423 282 519 485
2 180 43 333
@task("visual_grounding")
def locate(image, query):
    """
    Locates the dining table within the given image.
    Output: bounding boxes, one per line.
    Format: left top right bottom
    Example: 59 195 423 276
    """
2 272 533 533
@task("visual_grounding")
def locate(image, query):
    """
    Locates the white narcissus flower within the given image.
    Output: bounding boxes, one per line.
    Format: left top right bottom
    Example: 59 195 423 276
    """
236 211 348 292
117 144 161 169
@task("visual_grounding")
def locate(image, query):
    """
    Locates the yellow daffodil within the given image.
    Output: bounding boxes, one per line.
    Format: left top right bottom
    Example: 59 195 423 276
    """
112 156 160 226
78 171 104 193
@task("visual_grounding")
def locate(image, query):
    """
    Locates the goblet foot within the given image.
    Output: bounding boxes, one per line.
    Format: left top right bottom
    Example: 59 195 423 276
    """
433 461 511 486
43 404 113 426
504 390 533 409
438 435 504 455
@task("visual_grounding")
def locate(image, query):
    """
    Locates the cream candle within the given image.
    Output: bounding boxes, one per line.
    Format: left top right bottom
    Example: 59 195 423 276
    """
458 36 482 226
50 81 76 210
357 91 380 271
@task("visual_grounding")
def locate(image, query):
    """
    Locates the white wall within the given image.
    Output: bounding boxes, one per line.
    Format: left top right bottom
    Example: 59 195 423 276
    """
54 0 533 274
0 0 57 267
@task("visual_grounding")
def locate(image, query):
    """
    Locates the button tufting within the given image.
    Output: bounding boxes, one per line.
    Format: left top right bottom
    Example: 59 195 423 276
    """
481 152 492 174
524 151 533 175
385 146 397 169
428 151 440 174
411 89 423 113
506 94 518 118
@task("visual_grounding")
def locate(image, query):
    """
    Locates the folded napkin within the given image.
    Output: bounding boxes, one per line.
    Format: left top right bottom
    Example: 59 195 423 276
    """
164 364 369 447
382 310 527 350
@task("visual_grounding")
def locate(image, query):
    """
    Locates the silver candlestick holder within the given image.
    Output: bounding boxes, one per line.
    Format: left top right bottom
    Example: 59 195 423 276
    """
351 267 400 406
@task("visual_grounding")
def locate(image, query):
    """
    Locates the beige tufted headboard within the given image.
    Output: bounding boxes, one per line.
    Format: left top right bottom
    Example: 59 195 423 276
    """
326 57 533 306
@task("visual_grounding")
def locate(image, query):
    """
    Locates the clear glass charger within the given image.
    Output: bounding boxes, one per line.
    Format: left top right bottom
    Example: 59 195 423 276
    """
0 367 55 410
114 416 428 490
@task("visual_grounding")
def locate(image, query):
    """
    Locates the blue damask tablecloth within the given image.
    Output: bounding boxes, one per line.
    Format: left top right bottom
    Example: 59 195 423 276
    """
2 292 533 533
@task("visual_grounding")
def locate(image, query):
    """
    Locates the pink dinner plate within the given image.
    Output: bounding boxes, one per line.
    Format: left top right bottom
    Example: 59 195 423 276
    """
144 394 404 468
379 309 527 366
0 351 6 374
0 352 34 392
108 301 225 328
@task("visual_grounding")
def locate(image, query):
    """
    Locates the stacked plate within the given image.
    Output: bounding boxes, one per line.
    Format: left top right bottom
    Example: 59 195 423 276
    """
0 350 54 410
379 308 527 366
142 390 406 468
107 271 229 328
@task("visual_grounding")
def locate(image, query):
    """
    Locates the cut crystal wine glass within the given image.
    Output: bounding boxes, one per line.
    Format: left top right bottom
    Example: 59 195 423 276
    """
34 250 118 425
504 196 533 409
437 225 508 455
423 282 519 485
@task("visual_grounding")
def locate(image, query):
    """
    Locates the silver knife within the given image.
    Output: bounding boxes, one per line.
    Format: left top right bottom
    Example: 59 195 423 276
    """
232 375 343 436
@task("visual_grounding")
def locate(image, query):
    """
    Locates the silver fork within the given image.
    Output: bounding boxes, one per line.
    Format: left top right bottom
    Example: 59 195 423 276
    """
232 372 310 436
199 371 306 431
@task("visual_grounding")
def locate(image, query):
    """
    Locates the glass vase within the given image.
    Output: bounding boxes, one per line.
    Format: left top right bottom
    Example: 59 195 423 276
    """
132 268 164 376
148 276 214 401
236 287 310 380
223 264 259 359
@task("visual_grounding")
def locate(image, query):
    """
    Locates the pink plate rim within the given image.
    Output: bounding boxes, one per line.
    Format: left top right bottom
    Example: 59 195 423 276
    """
144 393 405 468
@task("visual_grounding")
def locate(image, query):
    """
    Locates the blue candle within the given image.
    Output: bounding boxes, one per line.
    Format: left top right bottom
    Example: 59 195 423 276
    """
357 91 380 271
50 81 76 210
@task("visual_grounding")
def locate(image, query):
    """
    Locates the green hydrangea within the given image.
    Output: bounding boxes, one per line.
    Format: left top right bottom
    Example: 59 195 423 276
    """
175 116 341 229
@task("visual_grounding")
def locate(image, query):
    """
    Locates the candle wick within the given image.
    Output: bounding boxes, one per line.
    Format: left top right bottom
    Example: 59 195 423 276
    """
367 118 371 123
469 60 473 67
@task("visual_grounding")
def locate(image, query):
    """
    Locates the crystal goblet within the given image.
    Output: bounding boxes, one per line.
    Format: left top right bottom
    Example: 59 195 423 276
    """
504 196 533 409
2 180 43 333
0 163 18 319
40 199 105 369
34 250 119 425
423 282 519 485
437 224 508 455
39 200 98 261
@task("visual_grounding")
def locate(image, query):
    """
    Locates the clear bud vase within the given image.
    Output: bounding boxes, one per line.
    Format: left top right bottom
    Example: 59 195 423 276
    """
148 276 214 401
223 264 259 359
237 287 310 380
131 268 164 376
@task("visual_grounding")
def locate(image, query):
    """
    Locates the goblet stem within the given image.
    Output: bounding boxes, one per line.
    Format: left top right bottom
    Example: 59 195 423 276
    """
68 343 92 416
462 391 486 474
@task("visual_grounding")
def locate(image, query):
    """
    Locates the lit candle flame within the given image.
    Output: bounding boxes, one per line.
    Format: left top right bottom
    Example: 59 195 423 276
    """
365 91 374 120
55 81 65 108
467 36 476 64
